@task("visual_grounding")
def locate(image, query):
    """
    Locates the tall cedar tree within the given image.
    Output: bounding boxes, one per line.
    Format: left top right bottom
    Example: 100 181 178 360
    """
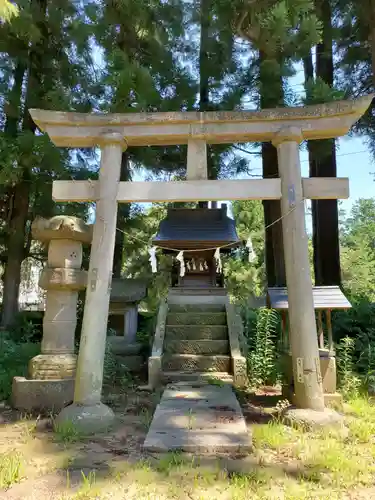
88 0 196 275
235 0 321 286
0 0 93 326
334 0 375 157
192 0 250 188
304 0 341 286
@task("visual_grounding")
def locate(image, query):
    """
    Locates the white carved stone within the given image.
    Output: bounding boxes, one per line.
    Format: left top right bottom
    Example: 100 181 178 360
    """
28 216 91 381
48 239 82 269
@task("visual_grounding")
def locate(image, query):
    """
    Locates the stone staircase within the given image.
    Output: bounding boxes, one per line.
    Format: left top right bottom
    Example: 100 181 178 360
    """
161 303 234 384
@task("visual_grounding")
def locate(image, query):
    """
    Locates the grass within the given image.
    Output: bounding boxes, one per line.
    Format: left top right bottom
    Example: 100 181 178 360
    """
59 470 101 499
53 420 86 444
3 392 375 499
252 421 301 450
0 452 23 489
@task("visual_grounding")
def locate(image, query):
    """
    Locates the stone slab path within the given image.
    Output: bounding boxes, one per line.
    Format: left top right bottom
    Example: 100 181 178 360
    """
143 382 252 454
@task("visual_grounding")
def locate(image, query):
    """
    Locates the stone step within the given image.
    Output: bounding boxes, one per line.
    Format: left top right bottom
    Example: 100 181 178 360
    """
143 382 252 454
165 339 229 355
162 354 231 373
162 371 234 385
168 304 225 313
165 325 228 341
167 312 227 326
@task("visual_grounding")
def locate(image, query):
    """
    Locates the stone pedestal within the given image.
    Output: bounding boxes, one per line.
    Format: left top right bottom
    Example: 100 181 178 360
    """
281 349 342 407
12 216 91 412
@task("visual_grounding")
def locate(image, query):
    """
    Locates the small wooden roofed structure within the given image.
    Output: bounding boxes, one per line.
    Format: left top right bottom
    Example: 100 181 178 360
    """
153 206 241 288
152 205 240 251
267 286 352 353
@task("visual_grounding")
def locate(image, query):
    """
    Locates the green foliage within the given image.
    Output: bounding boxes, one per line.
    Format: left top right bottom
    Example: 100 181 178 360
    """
0 452 22 489
334 300 375 374
103 338 132 389
225 200 265 302
247 308 280 387
53 420 85 444
304 77 346 105
0 0 18 22
0 335 39 400
336 336 361 400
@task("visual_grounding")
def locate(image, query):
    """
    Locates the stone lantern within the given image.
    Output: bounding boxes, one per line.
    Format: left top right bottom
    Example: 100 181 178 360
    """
12 215 92 411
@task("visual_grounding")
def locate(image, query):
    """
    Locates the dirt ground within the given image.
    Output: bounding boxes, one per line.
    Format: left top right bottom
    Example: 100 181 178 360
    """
1 383 375 500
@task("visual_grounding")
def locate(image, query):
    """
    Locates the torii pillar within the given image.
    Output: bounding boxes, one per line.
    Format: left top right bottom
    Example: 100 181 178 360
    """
274 128 324 410
56 132 126 432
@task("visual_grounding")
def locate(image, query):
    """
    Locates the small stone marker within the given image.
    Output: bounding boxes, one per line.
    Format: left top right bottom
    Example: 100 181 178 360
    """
143 382 252 454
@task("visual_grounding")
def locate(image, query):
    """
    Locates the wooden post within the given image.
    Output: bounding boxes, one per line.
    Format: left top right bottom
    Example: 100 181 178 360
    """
273 128 325 411
317 310 324 349
56 132 125 431
326 309 333 353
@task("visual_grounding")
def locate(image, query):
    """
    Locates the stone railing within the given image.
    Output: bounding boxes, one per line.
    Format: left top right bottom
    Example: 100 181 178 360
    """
148 298 168 388
225 300 248 388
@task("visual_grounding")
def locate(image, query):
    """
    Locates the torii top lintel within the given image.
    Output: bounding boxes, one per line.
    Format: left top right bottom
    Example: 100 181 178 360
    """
29 95 374 148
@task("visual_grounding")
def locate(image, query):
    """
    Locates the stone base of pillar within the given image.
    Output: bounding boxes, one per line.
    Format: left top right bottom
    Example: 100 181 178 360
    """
29 353 77 380
12 377 74 412
281 350 338 403
55 402 115 434
282 386 343 409
282 407 344 431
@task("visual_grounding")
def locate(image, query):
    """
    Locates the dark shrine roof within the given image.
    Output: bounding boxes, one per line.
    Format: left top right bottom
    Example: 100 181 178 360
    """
152 207 241 250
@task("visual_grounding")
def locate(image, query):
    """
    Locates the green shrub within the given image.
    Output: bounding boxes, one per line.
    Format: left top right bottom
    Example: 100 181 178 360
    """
336 336 361 400
103 339 132 388
334 299 375 375
247 308 280 387
0 335 40 400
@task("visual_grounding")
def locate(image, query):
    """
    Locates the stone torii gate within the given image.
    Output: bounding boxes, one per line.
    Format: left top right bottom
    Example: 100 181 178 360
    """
30 95 372 432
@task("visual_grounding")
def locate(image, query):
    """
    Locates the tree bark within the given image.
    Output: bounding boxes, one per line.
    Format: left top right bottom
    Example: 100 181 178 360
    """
1 0 47 327
308 0 341 286
198 0 211 208
259 51 286 287
1 180 30 326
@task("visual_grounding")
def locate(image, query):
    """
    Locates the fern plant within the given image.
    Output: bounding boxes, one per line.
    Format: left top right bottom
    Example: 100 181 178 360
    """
337 336 361 399
247 308 280 388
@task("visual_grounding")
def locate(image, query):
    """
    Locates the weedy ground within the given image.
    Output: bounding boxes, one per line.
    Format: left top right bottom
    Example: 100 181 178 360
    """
1 385 375 500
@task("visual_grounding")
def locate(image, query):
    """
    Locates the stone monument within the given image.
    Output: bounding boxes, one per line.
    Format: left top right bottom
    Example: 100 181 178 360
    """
107 278 147 372
12 215 92 411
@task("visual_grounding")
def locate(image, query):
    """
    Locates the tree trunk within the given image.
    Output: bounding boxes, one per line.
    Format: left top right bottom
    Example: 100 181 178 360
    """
1 180 30 326
1 63 27 327
368 0 375 87
198 0 211 207
259 51 286 287
1 0 47 327
112 152 130 278
309 0 340 286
